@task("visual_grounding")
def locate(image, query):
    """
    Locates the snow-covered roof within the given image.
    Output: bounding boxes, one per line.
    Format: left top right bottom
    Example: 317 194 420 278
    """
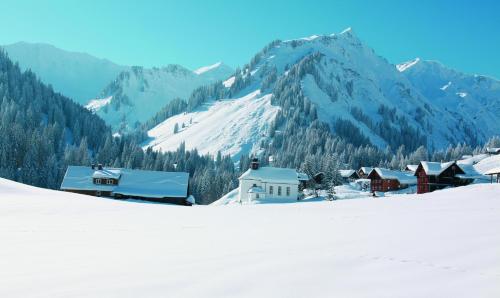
405 165 418 173
457 154 488 166
359 167 373 174
297 172 309 181
239 167 299 185
61 166 189 198
486 147 500 154
455 164 488 180
92 169 121 179
485 167 500 175
339 169 357 178
474 154 500 175
419 161 455 176
370 168 417 185
418 161 486 180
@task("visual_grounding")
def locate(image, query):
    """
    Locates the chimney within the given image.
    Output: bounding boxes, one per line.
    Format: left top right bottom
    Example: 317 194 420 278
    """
268 155 274 167
91 164 95 170
251 158 259 170
97 164 103 170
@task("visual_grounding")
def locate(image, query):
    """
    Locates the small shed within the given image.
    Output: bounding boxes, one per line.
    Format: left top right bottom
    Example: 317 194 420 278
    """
339 170 360 183
485 167 500 183
486 147 500 155
357 167 374 179
405 164 418 174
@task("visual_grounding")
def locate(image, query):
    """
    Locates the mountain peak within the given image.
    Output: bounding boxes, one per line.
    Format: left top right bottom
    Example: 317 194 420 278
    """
340 27 353 35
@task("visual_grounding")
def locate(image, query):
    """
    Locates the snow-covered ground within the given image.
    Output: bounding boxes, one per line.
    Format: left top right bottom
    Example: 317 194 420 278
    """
143 90 279 159
1 177 499 297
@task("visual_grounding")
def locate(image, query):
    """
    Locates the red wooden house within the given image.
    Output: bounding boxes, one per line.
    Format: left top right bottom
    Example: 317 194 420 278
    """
368 168 417 192
414 161 480 194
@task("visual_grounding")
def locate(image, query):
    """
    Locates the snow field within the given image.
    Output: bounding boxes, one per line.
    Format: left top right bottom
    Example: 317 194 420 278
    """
1 178 499 297
144 90 279 159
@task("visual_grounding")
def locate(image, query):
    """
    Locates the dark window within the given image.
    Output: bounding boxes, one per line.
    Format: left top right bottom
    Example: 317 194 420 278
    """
269 186 273 195
95 178 102 184
286 187 290 196
278 186 282 196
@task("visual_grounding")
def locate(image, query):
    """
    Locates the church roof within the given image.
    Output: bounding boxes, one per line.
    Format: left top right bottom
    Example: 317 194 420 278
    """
239 167 299 184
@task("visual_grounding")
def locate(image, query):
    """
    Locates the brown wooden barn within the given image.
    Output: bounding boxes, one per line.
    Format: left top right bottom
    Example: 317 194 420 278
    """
414 161 482 194
368 168 417 192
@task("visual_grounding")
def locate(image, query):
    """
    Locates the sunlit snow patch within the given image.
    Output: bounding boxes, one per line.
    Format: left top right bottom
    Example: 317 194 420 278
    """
396 58 420 72
440 81 452 90
223 76 235 88
85 96 112 112
193 62 222 75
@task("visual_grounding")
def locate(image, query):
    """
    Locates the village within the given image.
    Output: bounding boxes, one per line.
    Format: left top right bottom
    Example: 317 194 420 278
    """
59 146 500 206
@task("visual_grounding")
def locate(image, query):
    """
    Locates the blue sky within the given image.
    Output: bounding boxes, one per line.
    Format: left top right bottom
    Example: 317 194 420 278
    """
0 0 499 78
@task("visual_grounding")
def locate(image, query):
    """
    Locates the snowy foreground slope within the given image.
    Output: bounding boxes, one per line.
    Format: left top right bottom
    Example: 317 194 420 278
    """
1 178 500 298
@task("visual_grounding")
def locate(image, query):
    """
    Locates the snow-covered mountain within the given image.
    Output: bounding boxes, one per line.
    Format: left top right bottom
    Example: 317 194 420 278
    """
144 28 500 158
2 42 127 104
88 63 233 131
398 58 500 142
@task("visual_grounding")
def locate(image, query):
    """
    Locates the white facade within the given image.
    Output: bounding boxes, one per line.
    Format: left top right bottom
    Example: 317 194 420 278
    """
238 166 299 202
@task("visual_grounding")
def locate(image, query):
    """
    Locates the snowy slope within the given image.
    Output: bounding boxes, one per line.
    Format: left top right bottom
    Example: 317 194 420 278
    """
1 178 500 297
2 42 127 104
88 63 233 131
144 90 278 158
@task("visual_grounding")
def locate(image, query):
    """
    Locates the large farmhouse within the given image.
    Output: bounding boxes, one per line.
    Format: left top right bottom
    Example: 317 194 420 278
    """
414 161 483 194
61 165 191 205
368 168 417 192
238 159 299 202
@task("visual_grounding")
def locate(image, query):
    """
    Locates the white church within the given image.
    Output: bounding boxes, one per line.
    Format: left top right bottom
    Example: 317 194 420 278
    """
238 158 300 202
